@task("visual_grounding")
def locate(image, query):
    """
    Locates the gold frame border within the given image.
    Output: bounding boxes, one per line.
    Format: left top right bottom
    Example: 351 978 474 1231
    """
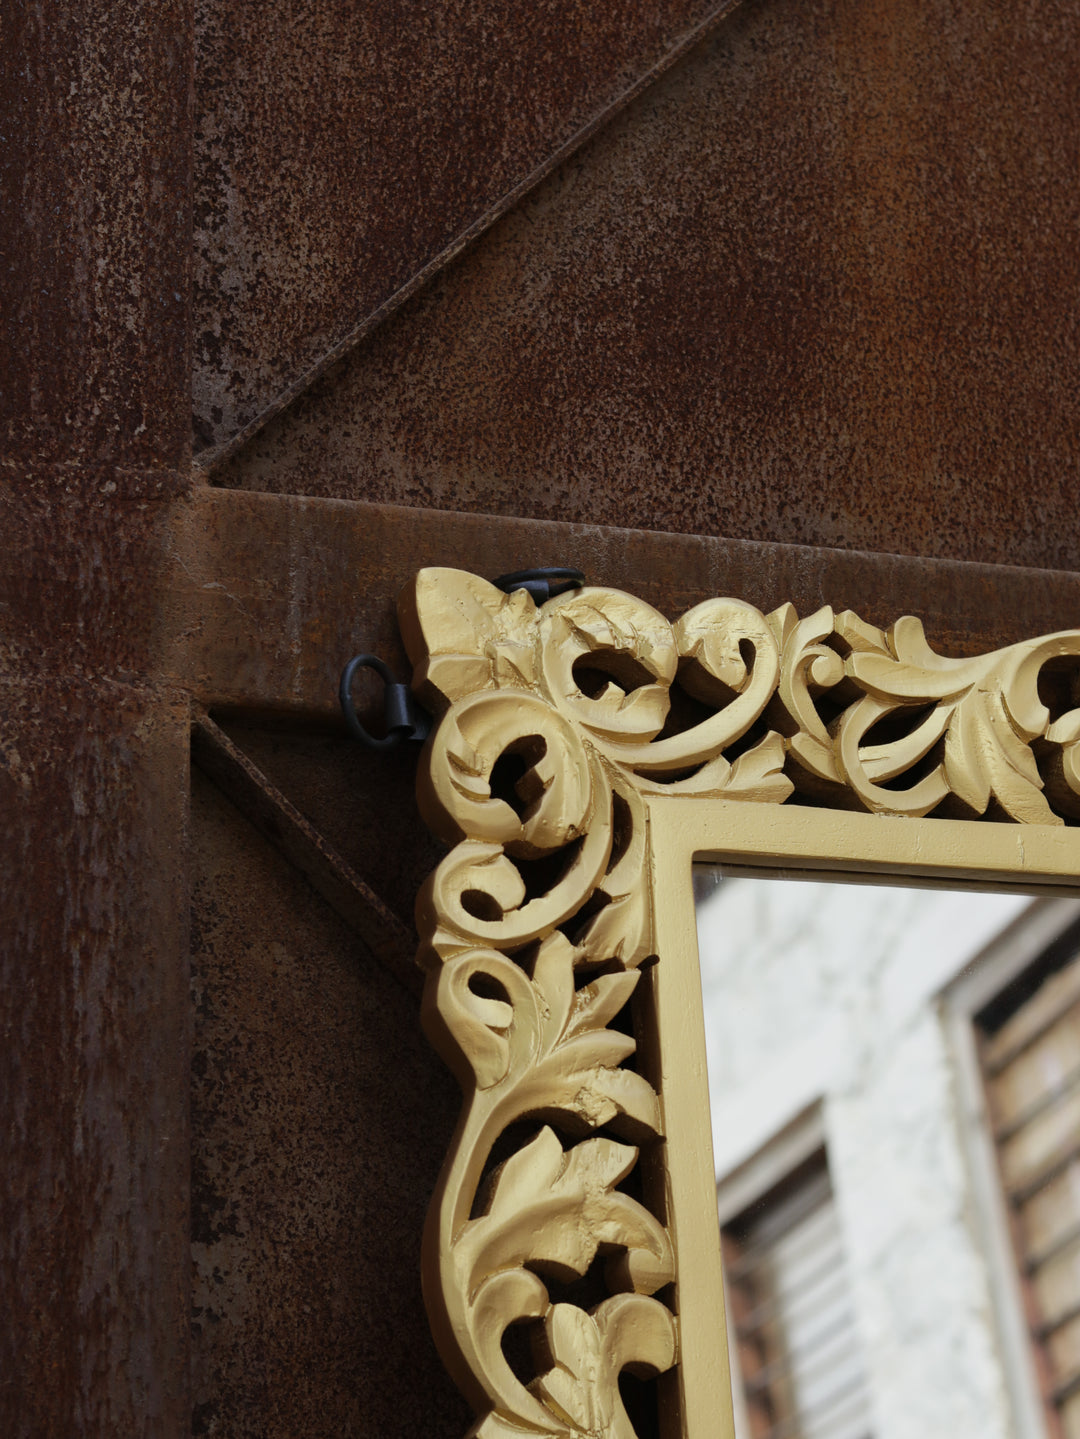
399 568 1080 1439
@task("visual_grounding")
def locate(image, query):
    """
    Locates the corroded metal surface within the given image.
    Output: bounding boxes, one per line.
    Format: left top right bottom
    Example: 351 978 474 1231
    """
192 712 419 990
192 0 743 456
0 0 191 477
214 717 446 961
0 682 191 1437
0 0 195 1431
217 0 1080 572
0 491 180 685
13 446 1080 1436
165 489 1080 723
189 768 470 1437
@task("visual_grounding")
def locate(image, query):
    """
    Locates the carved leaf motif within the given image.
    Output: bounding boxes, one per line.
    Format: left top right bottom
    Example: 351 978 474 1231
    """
767 602 845 786
424 931 668 1437
527 972 661 1139
674 597 780 707
424 948 536 1090
575 891 653 968
1046 711 1080 818
840 617 1080 821
431 935 662 1135
534 1304 615 1433
541 592 678 745
525 937 661 1138
636 731 793 802
832 609 890 654
424 691 596 854
460 1127 674 1295
425 933 663 1157
563 605 666 672
530 1297 678 1438
726 732 794 801
531 936 637 1047
567 783 655 965
468 1296 677 1439
402 569 541 710
421 816 614 957
942 682 1054 822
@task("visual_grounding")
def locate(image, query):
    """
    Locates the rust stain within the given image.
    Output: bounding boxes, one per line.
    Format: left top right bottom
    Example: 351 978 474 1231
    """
188 767 469 1437
0 0 194 1427
217 0 1080 572
0 490 183 688
0 683 191 1436
192 711 420 989
0 1 192 476
192 0 744 455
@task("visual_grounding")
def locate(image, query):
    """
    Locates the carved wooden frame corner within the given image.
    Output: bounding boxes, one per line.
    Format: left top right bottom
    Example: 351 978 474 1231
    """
397 567 1080 1439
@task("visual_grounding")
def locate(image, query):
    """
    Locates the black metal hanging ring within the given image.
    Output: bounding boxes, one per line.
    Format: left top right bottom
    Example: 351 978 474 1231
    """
339 654 430 750
493 567 586 603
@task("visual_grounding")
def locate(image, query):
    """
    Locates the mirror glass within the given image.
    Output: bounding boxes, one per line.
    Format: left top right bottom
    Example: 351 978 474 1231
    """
695 868 1080 1439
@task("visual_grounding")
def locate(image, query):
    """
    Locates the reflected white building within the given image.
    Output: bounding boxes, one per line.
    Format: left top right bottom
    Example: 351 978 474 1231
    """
696 876 1080 1439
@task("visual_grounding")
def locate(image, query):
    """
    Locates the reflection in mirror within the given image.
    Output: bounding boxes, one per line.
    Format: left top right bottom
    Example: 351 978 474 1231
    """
695 870 1080 1439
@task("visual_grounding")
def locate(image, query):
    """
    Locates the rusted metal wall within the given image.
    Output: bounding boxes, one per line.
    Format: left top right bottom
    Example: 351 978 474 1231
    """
0 685 191 1436
1 0 192 476
215 0 1080 572
189 764 467 1437
5 0 1080 1434
192 0 744 457
1 0 193 1432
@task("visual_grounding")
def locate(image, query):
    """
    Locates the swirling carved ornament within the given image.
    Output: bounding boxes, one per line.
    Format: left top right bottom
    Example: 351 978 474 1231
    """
399 568 1080 1439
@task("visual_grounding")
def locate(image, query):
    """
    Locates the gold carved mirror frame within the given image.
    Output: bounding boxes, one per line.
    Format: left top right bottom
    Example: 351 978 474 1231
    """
398 566 1080 1439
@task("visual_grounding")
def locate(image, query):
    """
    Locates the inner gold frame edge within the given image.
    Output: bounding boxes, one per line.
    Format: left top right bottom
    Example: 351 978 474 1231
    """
650 800 1080 1436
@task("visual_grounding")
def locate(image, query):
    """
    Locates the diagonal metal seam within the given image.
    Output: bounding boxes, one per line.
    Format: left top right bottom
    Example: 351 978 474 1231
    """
194 0 747 479
191 709 421 997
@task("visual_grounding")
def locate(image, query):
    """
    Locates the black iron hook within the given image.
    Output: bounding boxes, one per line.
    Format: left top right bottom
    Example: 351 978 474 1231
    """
339 654 431 750
493 567 586 604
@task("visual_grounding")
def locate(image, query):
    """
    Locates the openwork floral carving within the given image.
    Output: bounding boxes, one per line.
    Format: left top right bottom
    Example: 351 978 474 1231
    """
399 568 1080 1438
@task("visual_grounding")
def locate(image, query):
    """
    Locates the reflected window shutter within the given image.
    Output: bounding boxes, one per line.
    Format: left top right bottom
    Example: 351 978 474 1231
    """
723 1154 873 1439
981 953 1080 1439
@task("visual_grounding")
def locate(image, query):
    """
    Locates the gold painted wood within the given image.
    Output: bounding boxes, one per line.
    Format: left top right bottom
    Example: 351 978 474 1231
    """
399 568 1080 1439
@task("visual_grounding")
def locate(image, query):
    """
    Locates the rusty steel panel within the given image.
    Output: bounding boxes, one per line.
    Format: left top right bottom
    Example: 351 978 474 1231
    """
213 714 446 949
189 767 469 1437
218 0 1080 572
192 0 745 456
1 0 195 1428
0 0 192 478
192 712 419 988
0 681 191 1438
167 488 1080 724
0 489 184 687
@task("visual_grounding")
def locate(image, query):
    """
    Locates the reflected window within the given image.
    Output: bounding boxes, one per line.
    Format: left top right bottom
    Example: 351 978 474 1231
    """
695 866 1053 1439
979 941 1080 1439
723 1151 872 1439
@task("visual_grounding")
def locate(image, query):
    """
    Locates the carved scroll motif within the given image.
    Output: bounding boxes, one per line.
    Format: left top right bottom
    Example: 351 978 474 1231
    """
399 569 1080 1438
